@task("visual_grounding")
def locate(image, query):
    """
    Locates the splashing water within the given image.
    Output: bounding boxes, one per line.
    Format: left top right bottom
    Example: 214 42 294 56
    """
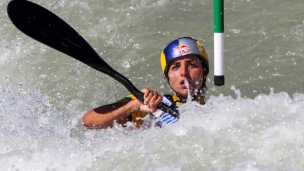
184 80 192 103
1 85 304 170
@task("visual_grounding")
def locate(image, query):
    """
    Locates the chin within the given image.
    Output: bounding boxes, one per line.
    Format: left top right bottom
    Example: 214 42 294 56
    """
178 90 192 98
174 88 194 97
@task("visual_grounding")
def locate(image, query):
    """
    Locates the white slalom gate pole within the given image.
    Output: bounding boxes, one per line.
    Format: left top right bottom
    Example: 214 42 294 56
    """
214 0 225 86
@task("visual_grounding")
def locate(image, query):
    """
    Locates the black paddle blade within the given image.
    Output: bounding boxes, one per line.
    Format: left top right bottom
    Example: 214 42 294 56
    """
7 0 179 118
7 0 111 72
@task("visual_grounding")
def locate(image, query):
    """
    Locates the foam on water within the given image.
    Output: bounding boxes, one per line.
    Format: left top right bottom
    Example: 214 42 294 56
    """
1 85 304 170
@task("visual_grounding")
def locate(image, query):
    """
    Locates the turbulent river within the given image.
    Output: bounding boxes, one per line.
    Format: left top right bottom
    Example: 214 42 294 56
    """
1 0 304 170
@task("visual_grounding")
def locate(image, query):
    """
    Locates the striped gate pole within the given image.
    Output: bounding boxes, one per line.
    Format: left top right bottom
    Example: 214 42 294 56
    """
214 0 225 86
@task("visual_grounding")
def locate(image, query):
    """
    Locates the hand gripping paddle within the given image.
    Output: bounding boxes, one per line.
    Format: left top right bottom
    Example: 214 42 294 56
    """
7 0 179 118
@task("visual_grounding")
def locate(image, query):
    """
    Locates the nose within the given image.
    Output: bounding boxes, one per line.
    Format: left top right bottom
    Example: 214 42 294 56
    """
180 64 189 77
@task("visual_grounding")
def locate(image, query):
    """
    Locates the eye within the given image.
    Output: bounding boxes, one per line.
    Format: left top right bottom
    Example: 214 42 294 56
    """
189 63 197 68
171 65 180 70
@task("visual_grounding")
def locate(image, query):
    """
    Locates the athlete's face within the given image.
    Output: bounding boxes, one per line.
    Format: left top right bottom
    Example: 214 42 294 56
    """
167 55 205 98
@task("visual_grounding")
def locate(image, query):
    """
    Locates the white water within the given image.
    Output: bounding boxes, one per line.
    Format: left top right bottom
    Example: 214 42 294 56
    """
1 0 304 170
1 86 304 170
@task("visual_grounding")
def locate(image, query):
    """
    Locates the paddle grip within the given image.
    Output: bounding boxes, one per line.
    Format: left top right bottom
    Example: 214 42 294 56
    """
157 102 180 119
133 91 179 119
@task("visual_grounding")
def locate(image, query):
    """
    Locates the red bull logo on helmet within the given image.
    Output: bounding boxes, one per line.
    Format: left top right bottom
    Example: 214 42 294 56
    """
172 44 191 57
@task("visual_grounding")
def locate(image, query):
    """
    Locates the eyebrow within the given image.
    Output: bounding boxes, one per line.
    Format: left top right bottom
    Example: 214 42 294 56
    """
172 59 200 65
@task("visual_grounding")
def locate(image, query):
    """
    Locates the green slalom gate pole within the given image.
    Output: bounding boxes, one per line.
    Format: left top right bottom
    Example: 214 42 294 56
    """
214 0 225 86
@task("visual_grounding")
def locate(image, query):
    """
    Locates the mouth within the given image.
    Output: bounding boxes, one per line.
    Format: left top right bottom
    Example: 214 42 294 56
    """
180 80 192 87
